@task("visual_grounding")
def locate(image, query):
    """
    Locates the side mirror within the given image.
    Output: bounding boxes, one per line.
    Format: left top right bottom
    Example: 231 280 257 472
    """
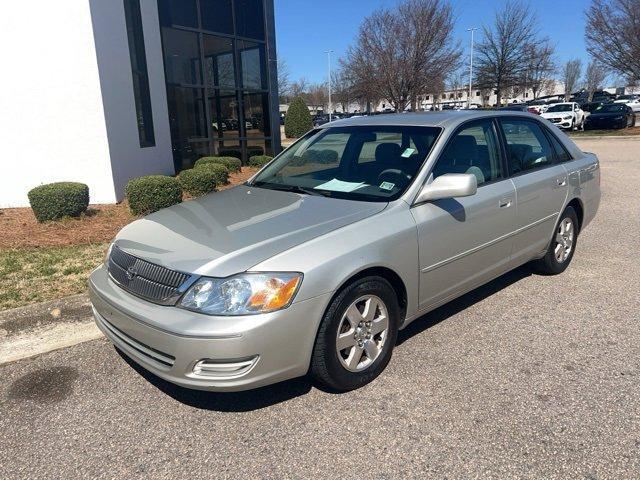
415 173 477 203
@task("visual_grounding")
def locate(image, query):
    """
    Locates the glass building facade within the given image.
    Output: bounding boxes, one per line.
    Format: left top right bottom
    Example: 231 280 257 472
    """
158 0 278 171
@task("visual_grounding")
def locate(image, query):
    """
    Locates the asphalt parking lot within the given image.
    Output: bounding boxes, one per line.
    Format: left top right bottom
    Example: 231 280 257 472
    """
1 137 639 479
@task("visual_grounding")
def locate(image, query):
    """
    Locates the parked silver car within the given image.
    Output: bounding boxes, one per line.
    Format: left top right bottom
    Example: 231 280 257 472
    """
90 111 600 392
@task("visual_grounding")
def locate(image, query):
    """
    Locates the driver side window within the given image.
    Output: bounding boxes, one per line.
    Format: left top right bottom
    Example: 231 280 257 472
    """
432 120 502 186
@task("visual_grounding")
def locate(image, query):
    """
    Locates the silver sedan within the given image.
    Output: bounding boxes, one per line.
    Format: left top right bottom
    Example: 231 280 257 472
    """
90 111 600 392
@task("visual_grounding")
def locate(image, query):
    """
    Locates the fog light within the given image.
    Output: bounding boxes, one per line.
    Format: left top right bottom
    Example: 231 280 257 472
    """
192 356 258 378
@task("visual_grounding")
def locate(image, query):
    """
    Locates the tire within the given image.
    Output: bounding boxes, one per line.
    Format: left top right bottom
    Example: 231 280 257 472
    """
533 206 579 275
310 276 399 392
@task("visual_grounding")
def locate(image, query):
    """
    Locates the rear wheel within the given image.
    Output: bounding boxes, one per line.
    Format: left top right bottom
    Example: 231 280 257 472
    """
310 277 399 392
534 206 579 275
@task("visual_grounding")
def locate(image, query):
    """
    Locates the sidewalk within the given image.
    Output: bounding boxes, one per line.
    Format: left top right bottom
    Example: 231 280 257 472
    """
0 293 101 364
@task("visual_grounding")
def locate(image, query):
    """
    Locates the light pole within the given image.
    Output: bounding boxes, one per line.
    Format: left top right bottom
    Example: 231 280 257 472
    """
467 28 477 109
326 50 333 121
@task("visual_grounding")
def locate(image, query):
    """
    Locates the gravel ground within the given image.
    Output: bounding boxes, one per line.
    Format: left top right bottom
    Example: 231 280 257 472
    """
1 138 639 479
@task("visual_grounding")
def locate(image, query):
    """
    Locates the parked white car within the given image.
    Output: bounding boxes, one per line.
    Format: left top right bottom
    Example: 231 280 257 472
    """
541 102 586 130
614 94 640 113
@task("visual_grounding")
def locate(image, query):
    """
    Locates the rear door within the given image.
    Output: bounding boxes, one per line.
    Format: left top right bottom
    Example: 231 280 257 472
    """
498 118 569 265
412 118 516 310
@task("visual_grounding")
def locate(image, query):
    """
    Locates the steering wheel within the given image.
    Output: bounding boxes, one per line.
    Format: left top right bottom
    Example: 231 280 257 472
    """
377 169 410 187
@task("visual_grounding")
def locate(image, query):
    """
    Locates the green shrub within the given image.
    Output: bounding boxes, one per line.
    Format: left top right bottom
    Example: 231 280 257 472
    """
195 156 241 173
218 148 242 159
28 182 89 222
125 175 182 216
178 169 218 197
196 163 230 185
285 97 313 138
249 155 273 167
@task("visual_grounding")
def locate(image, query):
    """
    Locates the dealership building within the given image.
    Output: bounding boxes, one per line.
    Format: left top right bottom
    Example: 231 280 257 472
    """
0 0 280 207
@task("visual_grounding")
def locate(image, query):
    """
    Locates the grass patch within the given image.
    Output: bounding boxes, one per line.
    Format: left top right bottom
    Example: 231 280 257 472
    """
0 243 108 310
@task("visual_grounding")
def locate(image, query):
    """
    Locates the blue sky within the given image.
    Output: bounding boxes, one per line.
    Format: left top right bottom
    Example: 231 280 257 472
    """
274 0 592 84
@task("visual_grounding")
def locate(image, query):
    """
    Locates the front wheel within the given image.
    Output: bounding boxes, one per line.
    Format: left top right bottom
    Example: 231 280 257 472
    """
310 277 399 392
533 206 579 275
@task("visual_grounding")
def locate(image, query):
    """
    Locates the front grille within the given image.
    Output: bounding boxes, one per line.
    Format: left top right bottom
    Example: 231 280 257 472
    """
108 245 192 305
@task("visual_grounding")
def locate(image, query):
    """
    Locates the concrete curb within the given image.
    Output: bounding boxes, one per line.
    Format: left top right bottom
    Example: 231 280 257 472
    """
0 294 103 365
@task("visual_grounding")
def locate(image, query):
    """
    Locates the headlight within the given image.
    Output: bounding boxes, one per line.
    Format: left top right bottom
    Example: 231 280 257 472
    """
613 115 624 120
179 272 302 315
563 115 572 119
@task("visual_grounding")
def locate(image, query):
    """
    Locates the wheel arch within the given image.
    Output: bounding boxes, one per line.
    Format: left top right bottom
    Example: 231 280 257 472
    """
566 197 584 232
332 266 409 325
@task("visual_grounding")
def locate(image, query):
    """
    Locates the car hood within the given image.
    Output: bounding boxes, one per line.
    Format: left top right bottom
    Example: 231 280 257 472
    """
587 112 625 119
114 185 387 277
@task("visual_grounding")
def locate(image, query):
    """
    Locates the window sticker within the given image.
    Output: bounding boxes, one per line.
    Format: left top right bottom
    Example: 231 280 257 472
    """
401 147 416 158
315 178 365 192
379 181 395 191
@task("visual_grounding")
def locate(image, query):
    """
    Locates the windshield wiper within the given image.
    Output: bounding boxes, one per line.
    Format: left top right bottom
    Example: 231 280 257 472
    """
252 182 331 197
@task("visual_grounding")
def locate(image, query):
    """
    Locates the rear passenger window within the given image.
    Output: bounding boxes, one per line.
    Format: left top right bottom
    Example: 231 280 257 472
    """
546 130 572 162
432 120 502 186
500 120 554 174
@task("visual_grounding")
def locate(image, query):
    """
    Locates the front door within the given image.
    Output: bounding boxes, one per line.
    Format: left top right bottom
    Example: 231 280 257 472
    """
411 119 516 311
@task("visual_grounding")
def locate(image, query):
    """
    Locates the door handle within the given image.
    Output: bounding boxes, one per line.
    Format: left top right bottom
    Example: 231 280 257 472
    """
556 176 567 187
499 197 512 208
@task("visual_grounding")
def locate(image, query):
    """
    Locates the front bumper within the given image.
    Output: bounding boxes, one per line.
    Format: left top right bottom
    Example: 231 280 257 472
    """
546 117 573 129
89 265 332 391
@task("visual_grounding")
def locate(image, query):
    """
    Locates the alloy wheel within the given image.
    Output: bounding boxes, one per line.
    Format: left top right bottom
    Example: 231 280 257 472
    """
336 295 389 372
554 217 574 263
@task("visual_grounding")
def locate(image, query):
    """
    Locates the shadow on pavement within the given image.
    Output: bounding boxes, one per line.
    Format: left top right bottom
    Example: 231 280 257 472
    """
115 347 312 412
397 264 533 345
115 265 533 412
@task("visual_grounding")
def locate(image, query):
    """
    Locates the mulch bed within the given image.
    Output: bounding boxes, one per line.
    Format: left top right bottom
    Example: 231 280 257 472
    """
0 167 258 250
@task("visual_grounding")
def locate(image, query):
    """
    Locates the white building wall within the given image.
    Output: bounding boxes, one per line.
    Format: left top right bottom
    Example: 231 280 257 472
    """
89 0 174 202
0 0 114 207
0 0 174 208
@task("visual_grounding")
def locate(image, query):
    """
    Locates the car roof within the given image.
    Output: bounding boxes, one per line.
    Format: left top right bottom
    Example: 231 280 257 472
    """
319 110 543 130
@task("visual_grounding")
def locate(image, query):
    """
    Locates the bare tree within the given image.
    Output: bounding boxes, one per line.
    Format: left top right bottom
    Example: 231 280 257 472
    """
523 41 556 99
307 83 328 112
331 67 354 112
563 59 582 101
290 78 308 98
342 0 460 112
584 60 607 101
586 0 640 83
474 1 540 107
277 59 291 102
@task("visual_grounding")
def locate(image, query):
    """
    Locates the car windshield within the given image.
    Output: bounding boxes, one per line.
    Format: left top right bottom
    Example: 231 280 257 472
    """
596 104 626 113
249 125 441 202
617 95 636 100
547 104 572 112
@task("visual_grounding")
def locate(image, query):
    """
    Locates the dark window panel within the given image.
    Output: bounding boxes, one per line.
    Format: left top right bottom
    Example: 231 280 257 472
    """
238 40 266 90
203 35 236 91
234 0 265 39
158 0 198 28
124 0 155 147
213 139 243 159
161 28 202 85
208 89 241 138
200 0 233 34
167 86 207 141
245 138 272 158
243 92 270 137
